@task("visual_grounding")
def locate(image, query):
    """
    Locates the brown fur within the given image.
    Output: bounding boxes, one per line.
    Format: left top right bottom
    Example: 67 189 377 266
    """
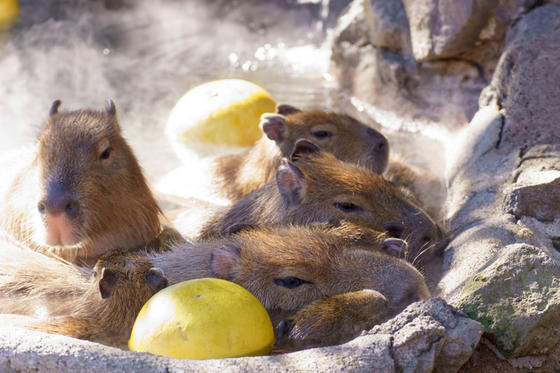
277 289 390 350
4 225 429 350
385 155 446 220
28 249 167 349
213 108 389 201
1 101 163 265
0 237 90 317
201 152 442 266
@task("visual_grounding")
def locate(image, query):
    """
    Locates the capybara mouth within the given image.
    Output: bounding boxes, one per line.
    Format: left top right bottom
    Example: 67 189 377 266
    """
44 214 80 246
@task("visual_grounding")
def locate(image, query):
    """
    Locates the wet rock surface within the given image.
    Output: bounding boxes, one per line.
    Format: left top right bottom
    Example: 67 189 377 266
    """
0 298 480 373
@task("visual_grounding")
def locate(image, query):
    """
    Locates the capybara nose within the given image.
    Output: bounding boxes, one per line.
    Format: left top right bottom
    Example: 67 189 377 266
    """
365 127 389 172
38 184 80 219
38 197 79 219
366 127 388 155
408 218 443 265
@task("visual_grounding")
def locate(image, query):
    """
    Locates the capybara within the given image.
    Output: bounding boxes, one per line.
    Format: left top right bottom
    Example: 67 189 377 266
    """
213 105 389 201
1 100 165 265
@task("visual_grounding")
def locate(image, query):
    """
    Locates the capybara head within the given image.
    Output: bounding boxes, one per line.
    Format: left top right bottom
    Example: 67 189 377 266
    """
32 100 161 259
261 105 389 174
275 145 442 264
93 249 168 301
209 226 430 315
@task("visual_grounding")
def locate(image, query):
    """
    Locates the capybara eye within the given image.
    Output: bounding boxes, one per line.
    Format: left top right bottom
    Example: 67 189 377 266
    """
274 277 312 289
310 130 333 139
384 222 405 239
333 202 363 213
99 147 112 160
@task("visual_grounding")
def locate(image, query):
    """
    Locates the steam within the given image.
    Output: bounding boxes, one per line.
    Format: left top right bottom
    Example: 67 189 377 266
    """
1 0 449 195
0 0 331 180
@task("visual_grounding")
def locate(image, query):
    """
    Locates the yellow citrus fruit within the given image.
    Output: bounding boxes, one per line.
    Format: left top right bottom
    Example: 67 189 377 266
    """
166 79 276 158
128 278 274 360
0 0 19 31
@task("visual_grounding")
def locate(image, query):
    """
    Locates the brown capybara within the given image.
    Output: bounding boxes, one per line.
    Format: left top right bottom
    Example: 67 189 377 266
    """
3 225 429 350
1 100 165 266
27 249 167 349
384 155 446 220
212 105 389 201
202 142 442 267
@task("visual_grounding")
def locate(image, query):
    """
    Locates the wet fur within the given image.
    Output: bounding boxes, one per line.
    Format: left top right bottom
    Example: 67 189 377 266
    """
2 226 429 350
202 152 441 265
26 250 166 349
213 110 388 201
1 103 162 265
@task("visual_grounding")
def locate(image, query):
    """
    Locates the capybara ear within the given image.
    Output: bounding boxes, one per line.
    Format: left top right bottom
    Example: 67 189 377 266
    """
98 267 119 299
49 100 62 116
145 267 168 293
260 113 286 143
211 245 241 280
105 99 121 132
105 99 117 116
380 238 407 259
276 159 307 207
276 104 300 116
290 139 320 161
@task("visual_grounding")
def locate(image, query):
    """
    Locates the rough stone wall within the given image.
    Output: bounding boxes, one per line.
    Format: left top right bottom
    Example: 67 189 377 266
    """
0 299 482 372
331 0 560 370
330 0 551 131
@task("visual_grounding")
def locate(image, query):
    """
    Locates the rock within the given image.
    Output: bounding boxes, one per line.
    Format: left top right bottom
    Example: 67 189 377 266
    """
329 0 486 131
370 298 483 373
401 0 539 62
504 170 560 222
439 6 560 363
443 111 560 360
456 244 560 358
0 298 481 373
440 6 560 362
401 0 494 61
329 0 544 131
490 3 560 150
364 0 410 52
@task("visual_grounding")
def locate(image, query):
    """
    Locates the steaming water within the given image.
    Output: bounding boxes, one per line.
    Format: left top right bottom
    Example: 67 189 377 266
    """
0 0 447 213
0 0 335 178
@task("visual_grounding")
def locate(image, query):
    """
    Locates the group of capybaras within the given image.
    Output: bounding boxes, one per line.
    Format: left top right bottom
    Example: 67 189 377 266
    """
0 99 445 352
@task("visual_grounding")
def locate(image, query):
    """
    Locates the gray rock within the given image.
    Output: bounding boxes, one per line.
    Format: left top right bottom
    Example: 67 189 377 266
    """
491 3 560 150
370 298 484 373
330 0 486 131
443 111 560 360
401 0 539 62
456 244 560 358
401 0 495 62
364 0 410 52
0 298 481 373
329 0 545 132
504 171 560 222
440 7 560 360
439 6 560 361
